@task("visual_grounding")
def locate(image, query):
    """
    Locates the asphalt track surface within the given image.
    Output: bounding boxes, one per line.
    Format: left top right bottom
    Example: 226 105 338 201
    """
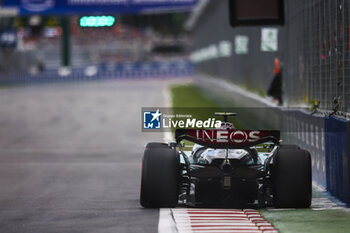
0 79 178 233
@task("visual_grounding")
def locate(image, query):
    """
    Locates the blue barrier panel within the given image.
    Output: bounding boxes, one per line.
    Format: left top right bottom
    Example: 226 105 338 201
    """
325 116 350 205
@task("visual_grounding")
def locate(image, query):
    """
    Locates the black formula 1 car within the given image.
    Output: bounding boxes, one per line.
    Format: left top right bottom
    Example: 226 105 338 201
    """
140 113 312 209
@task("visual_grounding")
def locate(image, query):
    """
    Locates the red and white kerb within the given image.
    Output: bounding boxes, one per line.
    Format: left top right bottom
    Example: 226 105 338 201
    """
172 209 278 233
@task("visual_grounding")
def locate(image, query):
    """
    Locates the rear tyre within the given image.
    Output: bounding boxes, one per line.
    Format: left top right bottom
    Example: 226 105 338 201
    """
273 148 312 208
145 142 169 149
140 146 179 208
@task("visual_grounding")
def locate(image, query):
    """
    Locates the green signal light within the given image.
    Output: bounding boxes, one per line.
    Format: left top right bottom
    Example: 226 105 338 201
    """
80 16 116 27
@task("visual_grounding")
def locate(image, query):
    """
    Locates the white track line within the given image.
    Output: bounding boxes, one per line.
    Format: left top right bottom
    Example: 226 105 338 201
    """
158 208 178 233
162 87 174 142
159 87 176 233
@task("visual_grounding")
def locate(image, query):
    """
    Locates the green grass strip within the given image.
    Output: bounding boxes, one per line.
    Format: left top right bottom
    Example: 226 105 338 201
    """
170 84 244 128
261 208 350 233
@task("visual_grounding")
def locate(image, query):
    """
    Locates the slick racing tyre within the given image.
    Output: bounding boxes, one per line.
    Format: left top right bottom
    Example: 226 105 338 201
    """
273 148 312 208
145 142 169 149
140 146 179 208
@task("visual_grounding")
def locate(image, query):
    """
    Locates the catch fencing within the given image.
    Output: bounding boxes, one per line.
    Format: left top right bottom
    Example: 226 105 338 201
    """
284 0 350 113
192 0 350 113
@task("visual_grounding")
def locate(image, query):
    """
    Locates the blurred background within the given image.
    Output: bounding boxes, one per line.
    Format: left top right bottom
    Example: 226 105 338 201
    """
0 1 195 81
1 0 350 112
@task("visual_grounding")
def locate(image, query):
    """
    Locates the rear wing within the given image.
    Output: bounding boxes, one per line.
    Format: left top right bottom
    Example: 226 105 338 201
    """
175 129 280 149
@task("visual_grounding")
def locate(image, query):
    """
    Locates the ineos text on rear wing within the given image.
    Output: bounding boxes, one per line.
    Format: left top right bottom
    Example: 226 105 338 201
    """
175 129 280 149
